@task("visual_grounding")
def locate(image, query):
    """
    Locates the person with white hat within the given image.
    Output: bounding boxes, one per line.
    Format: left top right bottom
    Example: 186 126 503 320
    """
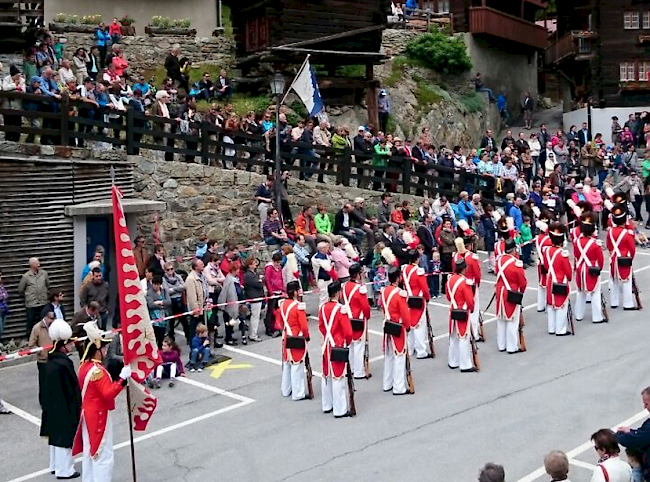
41 318 81 479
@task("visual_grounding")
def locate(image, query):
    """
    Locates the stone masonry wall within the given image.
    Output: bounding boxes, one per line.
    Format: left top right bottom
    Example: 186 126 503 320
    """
133 158 426 260
59 33 235 74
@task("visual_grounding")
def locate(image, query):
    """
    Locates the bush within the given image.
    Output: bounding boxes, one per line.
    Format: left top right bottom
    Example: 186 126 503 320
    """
54 12 67 23
405 30 472 74
67 14 79 24
458 91 484 114
81 14 102 25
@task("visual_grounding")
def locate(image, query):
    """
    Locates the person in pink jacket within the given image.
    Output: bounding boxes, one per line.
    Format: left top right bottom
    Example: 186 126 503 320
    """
264 252 284 337
584 184 604 226
330 238 352 281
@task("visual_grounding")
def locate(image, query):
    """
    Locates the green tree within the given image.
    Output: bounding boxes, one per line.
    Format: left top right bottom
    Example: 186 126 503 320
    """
404 30 472 74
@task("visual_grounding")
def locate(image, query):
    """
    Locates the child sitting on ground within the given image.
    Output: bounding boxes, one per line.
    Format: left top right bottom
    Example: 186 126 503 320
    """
153 337 185 388
189 323 212 372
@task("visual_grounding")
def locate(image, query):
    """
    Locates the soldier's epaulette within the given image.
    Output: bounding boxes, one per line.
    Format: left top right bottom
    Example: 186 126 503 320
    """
515 260 524 268
340 305 349 315
596 240 603 247
562 250 569 257
473 253 480 260
359 285 368 294
416 267 425 276
399 289 408 297
297 302 306 311
90 367 104 381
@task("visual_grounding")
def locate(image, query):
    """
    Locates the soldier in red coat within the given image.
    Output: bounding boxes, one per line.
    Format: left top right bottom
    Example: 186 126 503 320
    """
544 223 573 336
534 211 553 312
495 239 527 353
380 268 412 394
446 259 476 372
574 212 605 323
342 264 371 379
72 322 132 482
280 281 310 401
494 216 512 262
319 281 353 418
453 236 482 341
606 204 637 310
402 250 431 359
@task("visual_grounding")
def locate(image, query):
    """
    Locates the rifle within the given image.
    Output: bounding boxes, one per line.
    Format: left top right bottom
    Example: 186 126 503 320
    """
633 275 643 310
518 309 527 352
363 322 371 378
304 352 314 400
425 308 436 359
346 358 357 417
405 350 415 394
601 292 609 322
470 332 481 371
568 300 576 336
478 311 485 341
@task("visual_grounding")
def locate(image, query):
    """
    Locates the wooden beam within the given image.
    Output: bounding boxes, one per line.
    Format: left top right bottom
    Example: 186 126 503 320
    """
274 24 387 50
366 64 379 132
272 46 387 58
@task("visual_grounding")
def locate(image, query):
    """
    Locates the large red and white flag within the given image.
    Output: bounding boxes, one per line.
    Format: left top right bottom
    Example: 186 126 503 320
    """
112 184 161 430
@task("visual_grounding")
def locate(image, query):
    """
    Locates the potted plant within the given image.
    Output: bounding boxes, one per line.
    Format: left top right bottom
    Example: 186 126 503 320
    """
50 12 98 33
119 14 136 35
146 16 195 36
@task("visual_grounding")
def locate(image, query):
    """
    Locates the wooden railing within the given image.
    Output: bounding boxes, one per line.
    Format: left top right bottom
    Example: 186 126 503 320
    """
545 30 596 65
469 6 548 50
0 90 504 206
0 0 43 28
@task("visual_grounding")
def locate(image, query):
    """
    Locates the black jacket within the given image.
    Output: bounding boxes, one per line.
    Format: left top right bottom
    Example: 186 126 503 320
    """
243 268 264 299
41 352 81 448
147 255 165 278
417 224 436 253
480 136 498 153
40 302 66 321
578 129 591 146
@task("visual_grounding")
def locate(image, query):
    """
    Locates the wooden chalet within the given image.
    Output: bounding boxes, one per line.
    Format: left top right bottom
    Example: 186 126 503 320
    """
0 1 43 45
546 0 650 108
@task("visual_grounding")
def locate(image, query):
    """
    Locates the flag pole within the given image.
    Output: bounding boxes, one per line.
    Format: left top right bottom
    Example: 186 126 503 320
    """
281 54 310 105
111 165 138 482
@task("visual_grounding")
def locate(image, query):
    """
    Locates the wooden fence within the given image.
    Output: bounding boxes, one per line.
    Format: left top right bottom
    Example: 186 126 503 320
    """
0 90 503 205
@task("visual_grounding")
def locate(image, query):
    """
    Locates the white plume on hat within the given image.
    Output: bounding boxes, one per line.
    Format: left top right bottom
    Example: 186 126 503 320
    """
493 210 502 222
48 318 72 342
536 220 548 232
506 217 515 231
532 206 541 218
604 199 614 211
458 219 472 235
82 320 112 346
605 187 615 199
566 199 582 217
454 237 467 253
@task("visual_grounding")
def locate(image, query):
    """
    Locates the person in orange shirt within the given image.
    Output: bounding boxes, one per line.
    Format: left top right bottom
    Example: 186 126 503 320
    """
294 205 319 252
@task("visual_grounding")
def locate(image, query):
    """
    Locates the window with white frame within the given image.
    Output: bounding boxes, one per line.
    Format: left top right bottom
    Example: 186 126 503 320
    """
644 11 650 29
624 11 640 29
437 0 449 13
639 61 650 81
621 62 636 81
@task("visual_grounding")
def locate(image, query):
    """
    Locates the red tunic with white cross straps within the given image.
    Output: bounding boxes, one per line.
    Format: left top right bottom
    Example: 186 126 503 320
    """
401 263 430 328
574 235 604 293
280 298 310 364
379 284 411 355
535 232 552 286
446 274 475 338
318 301 352 379
495 254 527 320
72 360 125 458
342 280 371 342
544 246 573 308
453 251 482 289
606 226 636 282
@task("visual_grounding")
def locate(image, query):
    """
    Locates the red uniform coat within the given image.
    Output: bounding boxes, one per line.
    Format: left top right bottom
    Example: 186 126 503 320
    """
494 239 506 259
72 360 125 458
606 226 636 281
446 274 475 338
319 301 352 379
280 298 310 364
453 251 482 289
569 225 582 245
379 284 411 355
401 264 430 328
544 246 572 308
342 281 371 342
495 254 527 320
535 233 552 286
574 235 604 292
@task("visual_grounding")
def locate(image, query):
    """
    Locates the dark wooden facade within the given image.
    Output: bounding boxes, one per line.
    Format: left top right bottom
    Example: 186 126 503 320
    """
547 0 650 107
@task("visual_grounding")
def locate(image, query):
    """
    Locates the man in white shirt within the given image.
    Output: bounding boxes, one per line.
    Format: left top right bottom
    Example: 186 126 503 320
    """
58 59 75 84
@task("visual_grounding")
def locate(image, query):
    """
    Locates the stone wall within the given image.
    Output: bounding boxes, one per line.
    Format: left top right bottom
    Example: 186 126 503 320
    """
380 28 421 57
133 158 426 260
59 32 234 74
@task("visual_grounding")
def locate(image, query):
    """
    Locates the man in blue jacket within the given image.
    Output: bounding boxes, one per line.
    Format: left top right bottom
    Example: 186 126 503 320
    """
617 387 650 481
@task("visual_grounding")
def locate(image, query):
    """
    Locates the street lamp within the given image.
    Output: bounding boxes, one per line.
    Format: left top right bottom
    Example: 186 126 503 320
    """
269 72 286 222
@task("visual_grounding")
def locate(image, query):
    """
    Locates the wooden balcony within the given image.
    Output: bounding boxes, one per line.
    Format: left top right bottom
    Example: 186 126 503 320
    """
620 81 650 91
545 30 597 65
468 6 548 50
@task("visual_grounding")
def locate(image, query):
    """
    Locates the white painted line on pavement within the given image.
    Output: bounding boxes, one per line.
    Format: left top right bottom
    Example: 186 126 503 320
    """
516 410 648 482
2 401 41 426
481 278 539 290
569 459 597 470
178 376 254 403
222 343 324 377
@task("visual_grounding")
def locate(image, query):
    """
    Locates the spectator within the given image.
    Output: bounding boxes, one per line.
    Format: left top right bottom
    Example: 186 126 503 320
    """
578 121 592 147
478 463 505 482
58 58 74 84
293 234 312 288
41 290 66 321
185 259 208 337
263 207 290 246
458 191 475 225
18 257 50 337
378 89 390 132
432 195 454 223
295 205 319 252
617 387 650 482
153 337 184 388
544 450 571 482
94 23 110 67
71 48 89 84
591 428 632 482
481 205 497 273
108 17 122 44
314 203 335 244
87 47 101 80
216 69 231 101
509 196 523 229
198 71 215 100
81 249 105 280
29 311 55 408
335 203 365 246
626 448 644 482
242 257 263 342
439 218 456 288
147 275 171 349
497 90 509 128
351 197 377 247
164 44 182 88
264 252 284 337
133 236 150 279
2 65 25 142
501 130 515 151
330 238 352 281
480 129 498 153
522 91 535 129
23 50 38 80
188 323 211 372
474 72 495 101
162 262 188 342
70 302 99 339
218 262 247 346
80 268 109 330
516 215 533 266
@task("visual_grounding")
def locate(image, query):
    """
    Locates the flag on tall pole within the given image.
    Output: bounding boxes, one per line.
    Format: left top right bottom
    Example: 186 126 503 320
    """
282 55 324 117
111 183 161 431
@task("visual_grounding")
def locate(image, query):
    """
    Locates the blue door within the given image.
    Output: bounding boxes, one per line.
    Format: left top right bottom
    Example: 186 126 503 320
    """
86 216 110 268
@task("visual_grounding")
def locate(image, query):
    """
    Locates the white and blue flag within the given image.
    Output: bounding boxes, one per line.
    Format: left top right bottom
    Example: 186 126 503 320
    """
287 57 323 117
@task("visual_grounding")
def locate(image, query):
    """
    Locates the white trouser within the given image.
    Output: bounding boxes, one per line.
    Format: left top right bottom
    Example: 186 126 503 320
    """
610 279 634 309
488 253 495 272
547 305 569 335
448 330 473 370
258 202 270 236
321 376 348 416
351 338 366 378
49 445 75 478
496 312 520 352
408 315 429 359
382 343 407 394
156 363 177 379
317 280 331 307
537 284 547 311
249 302 262 338
576 283 603 322
281 362 306 400
82 413 114 482
470 295 480 339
